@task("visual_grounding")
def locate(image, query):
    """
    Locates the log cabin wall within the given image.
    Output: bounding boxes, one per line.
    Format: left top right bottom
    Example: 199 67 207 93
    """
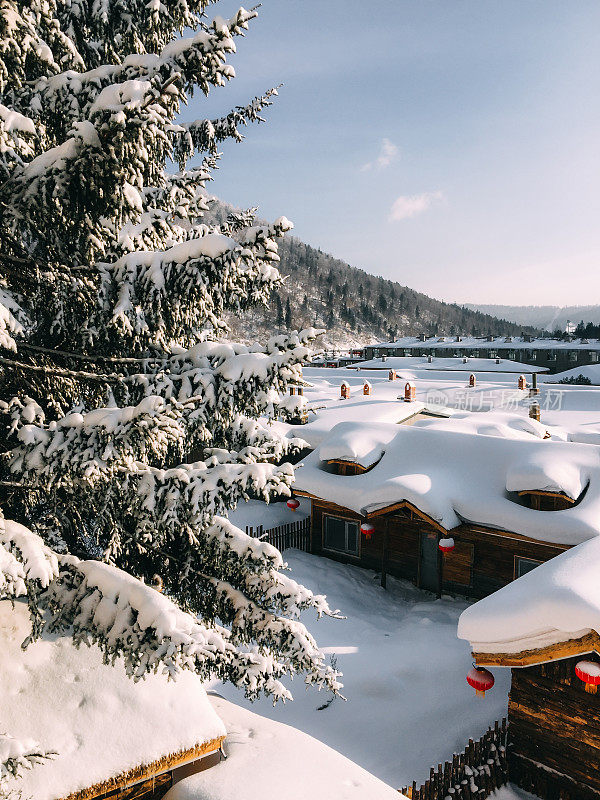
508 655 600 799
309 500 567 598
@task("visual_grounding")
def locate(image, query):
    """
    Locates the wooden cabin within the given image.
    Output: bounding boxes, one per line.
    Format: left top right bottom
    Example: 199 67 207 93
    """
302 496 569 596
1 599 225 800
458 537 600 799
294 422 600 598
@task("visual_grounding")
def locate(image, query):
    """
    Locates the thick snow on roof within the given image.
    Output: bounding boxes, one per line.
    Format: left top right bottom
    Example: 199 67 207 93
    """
370 336 600 352
457 537 600 655
0 600 225 800
294 422 600 544
353 356 548 374
319 421 400 468
546 364 600 385
164 695 404 800
412 410 553 441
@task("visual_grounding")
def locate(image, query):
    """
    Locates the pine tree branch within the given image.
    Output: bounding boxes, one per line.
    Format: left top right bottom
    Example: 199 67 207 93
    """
0 252 95 279
17 342 170 365
0 354 121 383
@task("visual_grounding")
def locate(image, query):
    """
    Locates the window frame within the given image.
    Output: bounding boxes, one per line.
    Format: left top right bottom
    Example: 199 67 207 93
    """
322 514 360 557
514 556 543 579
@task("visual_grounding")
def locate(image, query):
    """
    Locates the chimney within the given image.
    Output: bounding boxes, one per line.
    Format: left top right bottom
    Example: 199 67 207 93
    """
530 372 540 396
469 373 476 388
419 333 427 342
529 401 541 422
403 382 416 402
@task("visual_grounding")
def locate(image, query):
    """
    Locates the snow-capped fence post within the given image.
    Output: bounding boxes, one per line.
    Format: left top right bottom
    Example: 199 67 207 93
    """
399 718 508 800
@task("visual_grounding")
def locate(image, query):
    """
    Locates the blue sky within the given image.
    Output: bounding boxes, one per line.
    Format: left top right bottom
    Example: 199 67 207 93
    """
191 1 600 306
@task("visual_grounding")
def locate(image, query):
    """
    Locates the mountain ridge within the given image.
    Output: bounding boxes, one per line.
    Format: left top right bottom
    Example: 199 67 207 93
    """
211 202 541 348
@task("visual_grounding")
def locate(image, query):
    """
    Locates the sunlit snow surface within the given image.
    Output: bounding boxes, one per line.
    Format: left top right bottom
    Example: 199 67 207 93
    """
210 549 510 789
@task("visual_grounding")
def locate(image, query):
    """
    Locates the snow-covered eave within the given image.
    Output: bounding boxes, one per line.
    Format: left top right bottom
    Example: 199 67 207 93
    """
293 488 449 533
61 737 225 800
469 628 600 669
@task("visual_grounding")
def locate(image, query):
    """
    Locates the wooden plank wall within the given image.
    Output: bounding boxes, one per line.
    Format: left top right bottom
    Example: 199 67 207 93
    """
508 657 600 799
309 501 567 598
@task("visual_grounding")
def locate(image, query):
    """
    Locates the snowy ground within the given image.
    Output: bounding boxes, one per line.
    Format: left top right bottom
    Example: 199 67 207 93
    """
166 695 402 800
210 548 510 789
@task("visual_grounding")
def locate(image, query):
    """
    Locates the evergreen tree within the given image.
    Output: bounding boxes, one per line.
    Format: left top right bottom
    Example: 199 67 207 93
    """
274 292 284 326
0 1 341 786
285 297 292 328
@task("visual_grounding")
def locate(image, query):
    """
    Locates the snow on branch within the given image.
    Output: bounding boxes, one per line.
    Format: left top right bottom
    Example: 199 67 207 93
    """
173 87 279 167
0 734 54 790
96 218 293 347
0 516 59 601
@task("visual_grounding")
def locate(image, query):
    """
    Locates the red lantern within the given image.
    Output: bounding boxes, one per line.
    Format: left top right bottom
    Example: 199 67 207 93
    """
287 498 300 511
360 522 375 540
466 666 495 697
439 537 455 554
575 660 600 694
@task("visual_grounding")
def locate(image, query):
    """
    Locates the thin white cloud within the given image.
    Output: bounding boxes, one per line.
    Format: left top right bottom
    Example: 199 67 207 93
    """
361 138 399 172
389 190 444 221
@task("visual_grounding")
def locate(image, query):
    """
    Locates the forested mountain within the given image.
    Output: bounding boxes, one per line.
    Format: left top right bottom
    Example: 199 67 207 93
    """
211 203 539 347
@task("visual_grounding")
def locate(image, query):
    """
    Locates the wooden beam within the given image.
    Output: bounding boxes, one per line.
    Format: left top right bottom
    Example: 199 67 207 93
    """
472 631 600 668
517 489 575 504
60 736 225 800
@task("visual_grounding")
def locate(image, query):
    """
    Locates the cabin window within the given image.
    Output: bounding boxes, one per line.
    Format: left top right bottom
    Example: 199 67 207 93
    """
471 350 480 358
547 351 557 361
568 351 578 362
508 350 516 360
488 350 497 359
589 351 598 362
323 515 359 555
515 557 543 578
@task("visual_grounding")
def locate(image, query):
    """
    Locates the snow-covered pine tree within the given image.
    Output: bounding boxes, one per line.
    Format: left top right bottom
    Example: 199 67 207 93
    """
0 0 341 751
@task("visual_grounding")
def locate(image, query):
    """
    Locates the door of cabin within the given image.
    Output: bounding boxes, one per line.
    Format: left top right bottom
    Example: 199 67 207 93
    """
419 532 439 593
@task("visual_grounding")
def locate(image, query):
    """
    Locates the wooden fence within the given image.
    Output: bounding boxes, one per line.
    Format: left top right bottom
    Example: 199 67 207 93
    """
399 719 508 800
245 517 310 552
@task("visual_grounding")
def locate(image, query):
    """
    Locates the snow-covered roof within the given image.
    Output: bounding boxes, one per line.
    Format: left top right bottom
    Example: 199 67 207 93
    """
294 422 600 545
164 695 404 800
457 537 600 656
1 600 226 800
369 336 600 352
353 356 548 373
546 364 600 384
319 422 399 469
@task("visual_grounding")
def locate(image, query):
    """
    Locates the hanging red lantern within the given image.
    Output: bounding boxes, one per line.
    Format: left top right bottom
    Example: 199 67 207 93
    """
287 498 300 511
360 522 375 540
466 666 495 697
439 537 455 554
575 661 600 694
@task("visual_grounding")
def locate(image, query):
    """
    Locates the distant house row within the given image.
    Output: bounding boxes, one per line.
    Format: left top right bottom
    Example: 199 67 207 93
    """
363 336 600 374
